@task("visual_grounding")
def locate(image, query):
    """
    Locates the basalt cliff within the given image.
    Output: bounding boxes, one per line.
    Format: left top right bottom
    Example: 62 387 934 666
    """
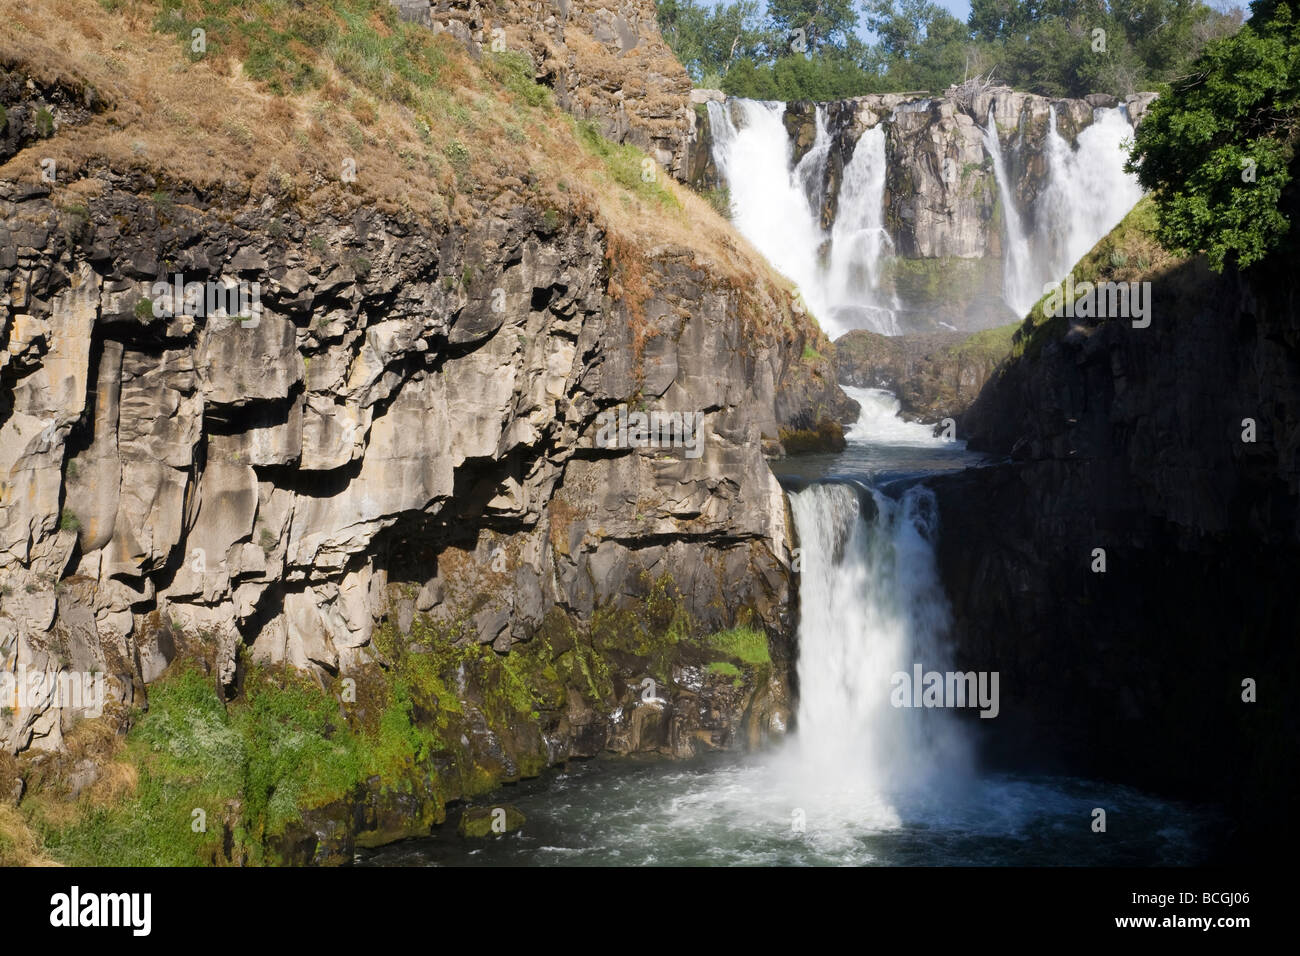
932 200 1300 857
0 0 852 863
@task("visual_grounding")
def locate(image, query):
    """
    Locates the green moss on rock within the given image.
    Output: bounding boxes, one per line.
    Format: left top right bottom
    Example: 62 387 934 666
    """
24 570 785 865
780 420 847 454
705 626 771 666
458 804 526 837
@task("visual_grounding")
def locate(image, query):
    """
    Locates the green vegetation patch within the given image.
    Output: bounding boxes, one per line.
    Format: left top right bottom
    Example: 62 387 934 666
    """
485 50 550 109
705 626 771 666
25 570 775 864
574 120 682 212
151 0 445 98
949 322 1017 365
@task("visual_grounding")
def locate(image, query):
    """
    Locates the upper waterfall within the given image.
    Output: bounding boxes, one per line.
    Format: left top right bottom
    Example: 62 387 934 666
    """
981 104 1146 316
701 90 1151 334
707 99 897 337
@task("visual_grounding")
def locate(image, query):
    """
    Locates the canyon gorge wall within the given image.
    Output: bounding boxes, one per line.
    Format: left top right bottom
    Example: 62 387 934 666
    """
929 209 1300 856
0 1 856 855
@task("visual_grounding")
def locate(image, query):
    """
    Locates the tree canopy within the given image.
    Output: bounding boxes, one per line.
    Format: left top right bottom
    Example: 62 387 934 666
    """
655 0 1246 100
1128 0 1300 270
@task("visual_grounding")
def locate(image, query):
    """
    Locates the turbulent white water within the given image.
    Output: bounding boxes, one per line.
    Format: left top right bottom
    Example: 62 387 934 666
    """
987 105 1145 315
789 482 972 798
708 99 896 337
842 386 953 447
776 385 973 817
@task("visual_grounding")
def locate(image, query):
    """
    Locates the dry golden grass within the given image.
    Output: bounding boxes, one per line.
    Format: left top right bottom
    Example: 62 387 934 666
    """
0 802 61 866
2 710 138 864
0 0 826 351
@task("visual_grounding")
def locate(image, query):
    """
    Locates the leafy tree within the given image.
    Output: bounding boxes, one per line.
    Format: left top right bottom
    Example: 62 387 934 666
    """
863 0 973 89
968 0 1039 40
657 0 770 83
655 0 1247 101
721 53 886 99
1127 0 1300 269
767 0 862 53
966 0 1241 95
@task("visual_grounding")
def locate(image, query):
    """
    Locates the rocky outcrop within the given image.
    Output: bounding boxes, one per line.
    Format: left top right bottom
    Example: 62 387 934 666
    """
0 170 821 743
0 3 853 860
393 0 696 179
833 324 1015 422
928 205 1300 855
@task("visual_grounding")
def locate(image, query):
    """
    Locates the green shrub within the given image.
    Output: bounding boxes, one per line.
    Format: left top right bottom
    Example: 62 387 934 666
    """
445 139 469 171
485 50 550 109
1127 0 1300 270
703 185 731 218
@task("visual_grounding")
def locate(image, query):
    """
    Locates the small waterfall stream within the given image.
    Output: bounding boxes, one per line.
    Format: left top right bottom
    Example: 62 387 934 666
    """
986 105 1145 315
981 106 1037 315
707 99 897 336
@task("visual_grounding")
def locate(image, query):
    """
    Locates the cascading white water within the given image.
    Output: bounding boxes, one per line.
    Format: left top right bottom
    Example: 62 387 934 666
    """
712 96 1145 327
981 107 1036 316
825 126 900 335
789 481 972 796
707 99 827 312
708 99 897 337
793 105 832 212
1033 107 1145 288
985 105 1145 316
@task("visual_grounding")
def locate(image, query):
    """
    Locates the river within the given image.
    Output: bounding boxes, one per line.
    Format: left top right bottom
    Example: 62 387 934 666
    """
358 387 1222 867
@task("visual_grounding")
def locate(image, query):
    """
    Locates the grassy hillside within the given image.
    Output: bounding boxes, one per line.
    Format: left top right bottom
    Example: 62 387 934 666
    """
0 0 832 349
1012 197 1183 360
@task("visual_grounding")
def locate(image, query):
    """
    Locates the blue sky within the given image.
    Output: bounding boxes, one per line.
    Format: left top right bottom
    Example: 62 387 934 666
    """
698 0 974 23
927 0 972 18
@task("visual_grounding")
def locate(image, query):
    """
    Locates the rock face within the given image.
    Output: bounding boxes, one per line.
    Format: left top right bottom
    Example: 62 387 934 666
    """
393 0 696 179
0 173 819 742
833 324 1015 422
929 227 1300 854
0 3 849 857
